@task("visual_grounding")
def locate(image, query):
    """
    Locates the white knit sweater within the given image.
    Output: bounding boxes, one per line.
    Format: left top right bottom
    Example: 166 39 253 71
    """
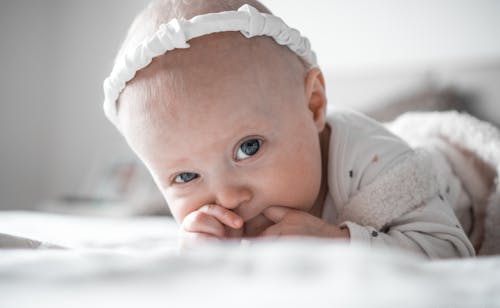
321 109 476 259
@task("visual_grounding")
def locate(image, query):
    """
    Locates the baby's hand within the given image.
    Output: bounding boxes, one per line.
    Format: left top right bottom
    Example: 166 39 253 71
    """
261 206 350 239
179 204 244 243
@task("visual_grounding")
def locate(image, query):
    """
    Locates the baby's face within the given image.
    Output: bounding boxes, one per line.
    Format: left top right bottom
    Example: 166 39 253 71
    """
119 34 325 236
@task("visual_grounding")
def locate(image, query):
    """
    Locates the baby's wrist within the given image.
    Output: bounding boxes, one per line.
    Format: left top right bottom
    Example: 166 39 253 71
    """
323 222 350 239
338 225 351 240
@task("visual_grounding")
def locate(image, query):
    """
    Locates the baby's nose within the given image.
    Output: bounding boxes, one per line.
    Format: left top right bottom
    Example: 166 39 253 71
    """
214 184 252 210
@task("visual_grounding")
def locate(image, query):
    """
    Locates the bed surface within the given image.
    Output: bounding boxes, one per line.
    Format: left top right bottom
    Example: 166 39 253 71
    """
1 211 499 308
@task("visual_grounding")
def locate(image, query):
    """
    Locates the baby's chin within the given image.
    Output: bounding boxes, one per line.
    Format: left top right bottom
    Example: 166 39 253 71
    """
242 213 274 238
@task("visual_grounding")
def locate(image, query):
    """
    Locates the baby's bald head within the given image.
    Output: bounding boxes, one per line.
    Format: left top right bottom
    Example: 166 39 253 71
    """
115 0 309 123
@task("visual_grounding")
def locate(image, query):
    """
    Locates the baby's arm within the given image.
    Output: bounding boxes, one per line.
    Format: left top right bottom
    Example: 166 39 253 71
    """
261 206 350 239
340 196 475 259
329 110 475 259
338 149 475 258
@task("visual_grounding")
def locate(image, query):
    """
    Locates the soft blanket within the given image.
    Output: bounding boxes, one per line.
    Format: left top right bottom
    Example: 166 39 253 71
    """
0 211 499 308
387 111 500 255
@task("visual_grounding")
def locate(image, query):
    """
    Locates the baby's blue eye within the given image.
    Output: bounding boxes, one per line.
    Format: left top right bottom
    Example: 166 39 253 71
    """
236 139 261 161
174 172 199 184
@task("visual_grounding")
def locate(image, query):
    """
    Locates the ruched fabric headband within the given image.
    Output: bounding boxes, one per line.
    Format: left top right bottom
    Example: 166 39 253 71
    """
102 4 317 129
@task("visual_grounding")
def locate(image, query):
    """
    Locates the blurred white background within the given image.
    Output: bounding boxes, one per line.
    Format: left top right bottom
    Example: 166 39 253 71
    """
0 0 499 211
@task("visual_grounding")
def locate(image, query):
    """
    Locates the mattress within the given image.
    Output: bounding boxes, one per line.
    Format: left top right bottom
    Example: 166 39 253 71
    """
0 211 499 308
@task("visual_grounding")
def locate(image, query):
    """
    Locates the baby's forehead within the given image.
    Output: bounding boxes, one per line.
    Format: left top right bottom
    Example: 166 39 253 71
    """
150 32 303 83
121 69 283 160
119 31 306 117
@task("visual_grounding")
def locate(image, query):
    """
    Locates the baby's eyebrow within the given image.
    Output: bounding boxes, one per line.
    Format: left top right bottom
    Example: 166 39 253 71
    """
159 153 198 172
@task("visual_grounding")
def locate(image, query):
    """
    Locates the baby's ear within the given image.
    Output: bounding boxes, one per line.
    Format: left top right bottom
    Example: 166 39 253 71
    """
305 68 327 132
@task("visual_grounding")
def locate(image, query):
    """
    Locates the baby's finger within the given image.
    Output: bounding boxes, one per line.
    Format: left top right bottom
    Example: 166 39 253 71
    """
182 211 226 237
199 204 243 229
263 206 291 223
259 223 283 238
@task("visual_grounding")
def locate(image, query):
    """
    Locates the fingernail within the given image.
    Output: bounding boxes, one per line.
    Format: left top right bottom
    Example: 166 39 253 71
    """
233 217 243 228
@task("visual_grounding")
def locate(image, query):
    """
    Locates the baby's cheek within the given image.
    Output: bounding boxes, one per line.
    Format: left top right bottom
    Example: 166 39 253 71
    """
165 194 203 223
269 153 321 207
260 165 319 210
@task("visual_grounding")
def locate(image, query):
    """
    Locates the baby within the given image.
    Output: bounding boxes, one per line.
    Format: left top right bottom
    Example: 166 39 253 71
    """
103 0 480 258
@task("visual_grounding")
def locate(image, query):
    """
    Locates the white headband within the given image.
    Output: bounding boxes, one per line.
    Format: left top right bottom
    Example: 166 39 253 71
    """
102 4 317 128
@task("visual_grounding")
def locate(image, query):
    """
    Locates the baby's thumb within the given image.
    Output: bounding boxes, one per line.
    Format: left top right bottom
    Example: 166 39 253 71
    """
262 206 290 223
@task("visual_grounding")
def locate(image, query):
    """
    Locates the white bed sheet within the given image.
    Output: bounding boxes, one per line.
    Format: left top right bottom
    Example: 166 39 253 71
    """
0 211 499 308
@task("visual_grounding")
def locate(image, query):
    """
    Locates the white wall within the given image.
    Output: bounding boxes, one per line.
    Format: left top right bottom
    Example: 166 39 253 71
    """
1 1 54 210
0 0 149 210
264 0 500 71
1 0 499 210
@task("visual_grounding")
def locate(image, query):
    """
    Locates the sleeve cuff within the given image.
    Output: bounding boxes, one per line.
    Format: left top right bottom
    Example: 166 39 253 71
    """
339 221 375 245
